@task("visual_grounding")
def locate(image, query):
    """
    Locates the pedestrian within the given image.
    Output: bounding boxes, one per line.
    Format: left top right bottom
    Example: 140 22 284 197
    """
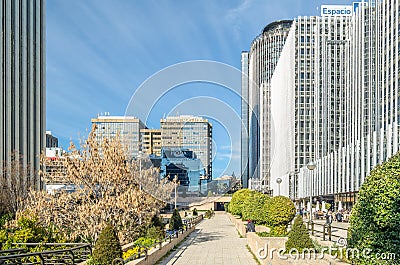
246 220 255 232
326 210 333 225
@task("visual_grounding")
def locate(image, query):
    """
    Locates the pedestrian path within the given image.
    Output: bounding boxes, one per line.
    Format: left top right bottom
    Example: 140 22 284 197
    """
158 212 257 265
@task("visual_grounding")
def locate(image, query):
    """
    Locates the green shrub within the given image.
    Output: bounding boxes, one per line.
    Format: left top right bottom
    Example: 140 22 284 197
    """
285 215 313 252
145 215 164 240
242 191 270 224
192 208 198 216
348 152 400 264
169 208 183 231
223 202 230 212
92 225 122 265
265 196 295 236
324 203 331 211
228 189 252 216
204 209 214 219
134 237 155 248
146 226 163 240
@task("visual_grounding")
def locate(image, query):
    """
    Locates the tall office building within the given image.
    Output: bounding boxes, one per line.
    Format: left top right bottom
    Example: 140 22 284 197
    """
91 116 145 158
140 128 162 157
242 20 293 191
252 0 400 210
0 0 46 189
266 15 351 198
160 115 212 179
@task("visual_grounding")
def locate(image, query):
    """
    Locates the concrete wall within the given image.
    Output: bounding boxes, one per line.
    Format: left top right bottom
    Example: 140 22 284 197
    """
127 226 195 265
227 213 247 237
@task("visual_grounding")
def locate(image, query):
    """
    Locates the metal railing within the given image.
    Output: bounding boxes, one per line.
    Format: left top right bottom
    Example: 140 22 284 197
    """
306 221 348 243
0 243 91 265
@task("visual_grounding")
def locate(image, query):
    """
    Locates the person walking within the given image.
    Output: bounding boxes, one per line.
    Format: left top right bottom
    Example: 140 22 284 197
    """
326 210 333 225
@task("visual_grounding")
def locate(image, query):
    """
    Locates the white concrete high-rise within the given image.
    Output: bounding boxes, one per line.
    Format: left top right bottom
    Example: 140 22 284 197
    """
249 0 400 210
241 20 293 192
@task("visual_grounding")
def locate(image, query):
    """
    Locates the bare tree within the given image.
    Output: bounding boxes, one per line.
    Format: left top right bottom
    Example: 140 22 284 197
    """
0 152 33 215
20 125 173 244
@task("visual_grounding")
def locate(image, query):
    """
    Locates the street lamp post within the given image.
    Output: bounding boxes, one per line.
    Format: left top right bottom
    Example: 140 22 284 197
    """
307 161 316 223
276 178 282 196
174 175 178 209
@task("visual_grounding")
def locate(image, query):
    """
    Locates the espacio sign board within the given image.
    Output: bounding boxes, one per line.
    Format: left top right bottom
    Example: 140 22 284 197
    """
321 5 353 16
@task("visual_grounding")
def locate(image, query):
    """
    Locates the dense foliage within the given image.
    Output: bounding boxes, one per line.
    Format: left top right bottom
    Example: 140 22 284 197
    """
348 152 400 265
20 125 173 244
265 196 295 236
0 211 63 251
92 225 122 265
242 191 270 224
169 208 183 231
228 189 253 216
285 215 313 252
223 202 229 212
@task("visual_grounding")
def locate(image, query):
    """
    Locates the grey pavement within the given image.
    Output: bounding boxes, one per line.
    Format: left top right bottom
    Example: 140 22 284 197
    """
157 212 257 265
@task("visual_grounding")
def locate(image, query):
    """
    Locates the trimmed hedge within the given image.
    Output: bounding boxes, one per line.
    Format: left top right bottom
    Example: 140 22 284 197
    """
285 215 313 252
92 225 122 265
242 191 270 224
265 196 295 236
228 189 253 216
348 152 400 264
169 208 183 231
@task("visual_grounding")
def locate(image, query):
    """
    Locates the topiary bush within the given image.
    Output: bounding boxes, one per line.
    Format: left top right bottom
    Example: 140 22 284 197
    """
348 152 400 264
169 208 183 231
242 191 270 224
192 208 198 216
228 189 252 216
92 225 122 265
265 196 295 236
285 215 314 252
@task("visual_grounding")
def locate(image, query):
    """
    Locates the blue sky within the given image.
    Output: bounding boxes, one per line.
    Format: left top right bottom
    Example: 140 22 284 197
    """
46 0 355 178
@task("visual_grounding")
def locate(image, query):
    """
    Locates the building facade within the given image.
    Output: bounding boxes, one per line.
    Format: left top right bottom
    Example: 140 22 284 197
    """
91 116 145 159
246 0 400 210
46 131 58 148
0 0 46 189
265 14 353 199
140 128 162 157
160 148 205 194
242 20 293 191
160 115 212 180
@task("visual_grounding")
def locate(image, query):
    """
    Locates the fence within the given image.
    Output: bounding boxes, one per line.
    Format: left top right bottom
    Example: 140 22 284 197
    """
120 215 204 264
306 221 348 244
0 243 92 265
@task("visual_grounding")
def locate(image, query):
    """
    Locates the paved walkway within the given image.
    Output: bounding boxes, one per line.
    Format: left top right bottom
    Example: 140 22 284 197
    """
158 212 257 265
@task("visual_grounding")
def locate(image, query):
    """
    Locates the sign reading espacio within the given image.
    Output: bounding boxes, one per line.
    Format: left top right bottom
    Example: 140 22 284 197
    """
321 5 353 16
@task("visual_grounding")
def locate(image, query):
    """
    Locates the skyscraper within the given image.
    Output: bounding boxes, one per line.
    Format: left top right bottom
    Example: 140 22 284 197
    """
160 115 212 180
245 0 400 210
0 0 46 189
91 116 145 158
242 20 293 191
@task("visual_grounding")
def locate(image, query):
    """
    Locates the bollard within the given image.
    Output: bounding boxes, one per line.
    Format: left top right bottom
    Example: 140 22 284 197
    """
307 221 310 231
159 241 162 249
327 225 332 241
323 224 326 241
